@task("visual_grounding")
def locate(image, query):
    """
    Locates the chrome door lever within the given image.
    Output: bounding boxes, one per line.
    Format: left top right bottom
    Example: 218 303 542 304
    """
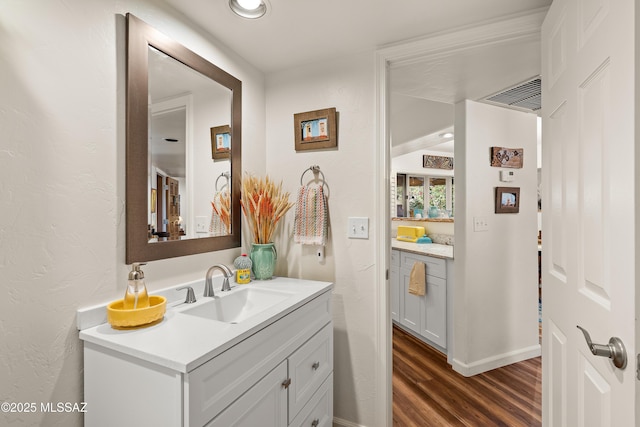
577 326 627 369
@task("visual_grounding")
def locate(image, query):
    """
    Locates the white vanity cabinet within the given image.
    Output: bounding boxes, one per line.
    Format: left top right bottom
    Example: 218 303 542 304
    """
82 285 333 427
203 324 333 427
391 249 448 349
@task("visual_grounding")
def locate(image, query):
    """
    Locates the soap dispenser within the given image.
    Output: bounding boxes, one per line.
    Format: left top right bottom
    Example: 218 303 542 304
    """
123 263 150 310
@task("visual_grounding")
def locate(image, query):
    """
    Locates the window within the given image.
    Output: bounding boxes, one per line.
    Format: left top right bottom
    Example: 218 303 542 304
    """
428 177 454 216
395 173 454 218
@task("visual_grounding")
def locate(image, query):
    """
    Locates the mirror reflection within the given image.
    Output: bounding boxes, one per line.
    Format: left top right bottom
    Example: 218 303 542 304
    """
147 46 232 241
126 13 241 263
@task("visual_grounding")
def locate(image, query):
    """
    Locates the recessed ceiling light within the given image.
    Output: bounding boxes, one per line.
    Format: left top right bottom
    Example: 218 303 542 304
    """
229 0 267 19
439 132 454 139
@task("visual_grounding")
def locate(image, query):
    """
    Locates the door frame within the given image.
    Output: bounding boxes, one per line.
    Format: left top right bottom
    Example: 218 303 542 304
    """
373 9 549 425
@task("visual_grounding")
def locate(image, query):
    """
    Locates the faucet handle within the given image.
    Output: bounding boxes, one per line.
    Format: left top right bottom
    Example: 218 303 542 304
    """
176 286 196 304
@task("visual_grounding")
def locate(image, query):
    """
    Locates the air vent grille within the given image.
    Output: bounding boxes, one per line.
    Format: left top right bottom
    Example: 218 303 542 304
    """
485 78 541 112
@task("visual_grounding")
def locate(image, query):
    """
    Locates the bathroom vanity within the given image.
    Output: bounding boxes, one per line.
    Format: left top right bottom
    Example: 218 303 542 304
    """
390 241 453 352
78 278 333 427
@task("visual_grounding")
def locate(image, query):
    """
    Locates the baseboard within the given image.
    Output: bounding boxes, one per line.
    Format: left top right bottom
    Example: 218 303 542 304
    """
451 344 541 377
333 416 367 427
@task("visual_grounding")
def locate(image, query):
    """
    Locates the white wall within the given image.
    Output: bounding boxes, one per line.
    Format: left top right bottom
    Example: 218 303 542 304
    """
265 53 378 426
452 100 540 375
0 1 264 425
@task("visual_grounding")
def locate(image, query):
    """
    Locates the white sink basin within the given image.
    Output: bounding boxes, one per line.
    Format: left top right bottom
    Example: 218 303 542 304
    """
179 287 293 323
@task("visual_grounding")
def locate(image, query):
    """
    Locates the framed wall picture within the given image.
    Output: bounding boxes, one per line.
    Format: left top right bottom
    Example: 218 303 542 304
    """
495 187 520 213
211 125 231 160
490 147 524 168
294 107 337 151
423 154 454 170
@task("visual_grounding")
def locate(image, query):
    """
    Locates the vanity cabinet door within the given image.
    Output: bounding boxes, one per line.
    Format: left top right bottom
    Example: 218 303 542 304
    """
206 361 288 427
400 270 422 334
421 274 446 348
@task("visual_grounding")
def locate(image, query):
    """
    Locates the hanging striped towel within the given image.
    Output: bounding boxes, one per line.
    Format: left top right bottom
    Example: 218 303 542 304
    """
294 185 328 245
209 209 227 236
209 191 231 236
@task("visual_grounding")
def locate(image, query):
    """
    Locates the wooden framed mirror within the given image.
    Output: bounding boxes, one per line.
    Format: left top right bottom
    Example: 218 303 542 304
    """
126 13 241 263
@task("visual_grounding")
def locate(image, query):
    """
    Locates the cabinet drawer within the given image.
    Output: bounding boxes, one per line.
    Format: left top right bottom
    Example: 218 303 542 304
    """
400 252 446 279
288 323 333 422
290 374 333 427
391 250 400 267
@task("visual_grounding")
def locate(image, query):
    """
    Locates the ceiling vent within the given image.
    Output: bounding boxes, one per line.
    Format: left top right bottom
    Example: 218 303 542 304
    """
482 77 541 113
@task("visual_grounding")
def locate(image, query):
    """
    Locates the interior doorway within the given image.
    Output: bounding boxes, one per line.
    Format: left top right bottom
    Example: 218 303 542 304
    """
374 10 548 425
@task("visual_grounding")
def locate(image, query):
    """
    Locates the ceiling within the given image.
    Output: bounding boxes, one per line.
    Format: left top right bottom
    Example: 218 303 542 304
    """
164 0 551 154
165 0 551 75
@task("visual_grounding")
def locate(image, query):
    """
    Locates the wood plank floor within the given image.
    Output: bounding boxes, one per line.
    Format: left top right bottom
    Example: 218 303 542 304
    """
393 326 542 426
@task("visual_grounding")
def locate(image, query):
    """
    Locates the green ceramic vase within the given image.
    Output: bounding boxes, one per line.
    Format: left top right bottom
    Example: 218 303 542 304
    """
250 243 277 280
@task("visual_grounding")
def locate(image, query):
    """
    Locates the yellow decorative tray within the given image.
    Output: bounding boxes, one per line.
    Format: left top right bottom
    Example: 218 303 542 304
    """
107 295 166 329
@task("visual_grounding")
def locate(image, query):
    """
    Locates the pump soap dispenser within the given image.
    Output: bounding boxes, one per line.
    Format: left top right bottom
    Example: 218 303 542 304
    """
123 263 150 310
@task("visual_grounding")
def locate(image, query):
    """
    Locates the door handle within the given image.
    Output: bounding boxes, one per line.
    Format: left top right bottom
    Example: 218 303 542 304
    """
577 326 627 369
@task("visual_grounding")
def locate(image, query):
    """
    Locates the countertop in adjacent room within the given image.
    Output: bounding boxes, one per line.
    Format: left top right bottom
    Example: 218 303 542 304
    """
391 239 454 259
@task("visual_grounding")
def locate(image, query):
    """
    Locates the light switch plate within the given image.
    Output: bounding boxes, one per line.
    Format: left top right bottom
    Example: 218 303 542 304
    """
195 216 208 233
473 216 489 232
347 217 369 239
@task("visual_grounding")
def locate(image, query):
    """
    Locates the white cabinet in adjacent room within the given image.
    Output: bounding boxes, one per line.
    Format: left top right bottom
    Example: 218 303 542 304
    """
391 249 448 350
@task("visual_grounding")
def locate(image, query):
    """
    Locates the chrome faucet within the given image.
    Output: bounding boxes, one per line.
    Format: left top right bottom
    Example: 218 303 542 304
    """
204 264 233 297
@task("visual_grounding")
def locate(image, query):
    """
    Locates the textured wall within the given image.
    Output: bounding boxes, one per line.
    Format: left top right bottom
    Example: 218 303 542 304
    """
265 54 378 426
0 1 265 425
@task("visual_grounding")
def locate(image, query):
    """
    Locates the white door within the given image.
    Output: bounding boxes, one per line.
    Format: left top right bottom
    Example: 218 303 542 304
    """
541 0 636 425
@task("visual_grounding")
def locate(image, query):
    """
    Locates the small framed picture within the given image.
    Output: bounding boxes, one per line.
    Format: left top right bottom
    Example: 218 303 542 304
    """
495 187 520 213
211 125 231 160
294 107 337 151
490 147 524 168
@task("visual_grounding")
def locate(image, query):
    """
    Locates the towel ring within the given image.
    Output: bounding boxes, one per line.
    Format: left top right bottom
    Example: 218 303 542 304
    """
300 165 325 186
215 171 230 191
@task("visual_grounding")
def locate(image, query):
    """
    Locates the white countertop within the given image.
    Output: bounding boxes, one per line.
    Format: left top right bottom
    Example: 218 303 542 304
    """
78 278 333 373
392 239 454 259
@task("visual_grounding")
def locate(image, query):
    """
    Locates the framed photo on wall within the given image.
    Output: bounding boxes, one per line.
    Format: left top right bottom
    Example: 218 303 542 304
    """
490 146 524 168
294 107 337 151
495 187 520 213
211 125 231 160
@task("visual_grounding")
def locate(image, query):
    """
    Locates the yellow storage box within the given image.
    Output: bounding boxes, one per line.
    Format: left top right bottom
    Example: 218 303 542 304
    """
397 226 426 243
